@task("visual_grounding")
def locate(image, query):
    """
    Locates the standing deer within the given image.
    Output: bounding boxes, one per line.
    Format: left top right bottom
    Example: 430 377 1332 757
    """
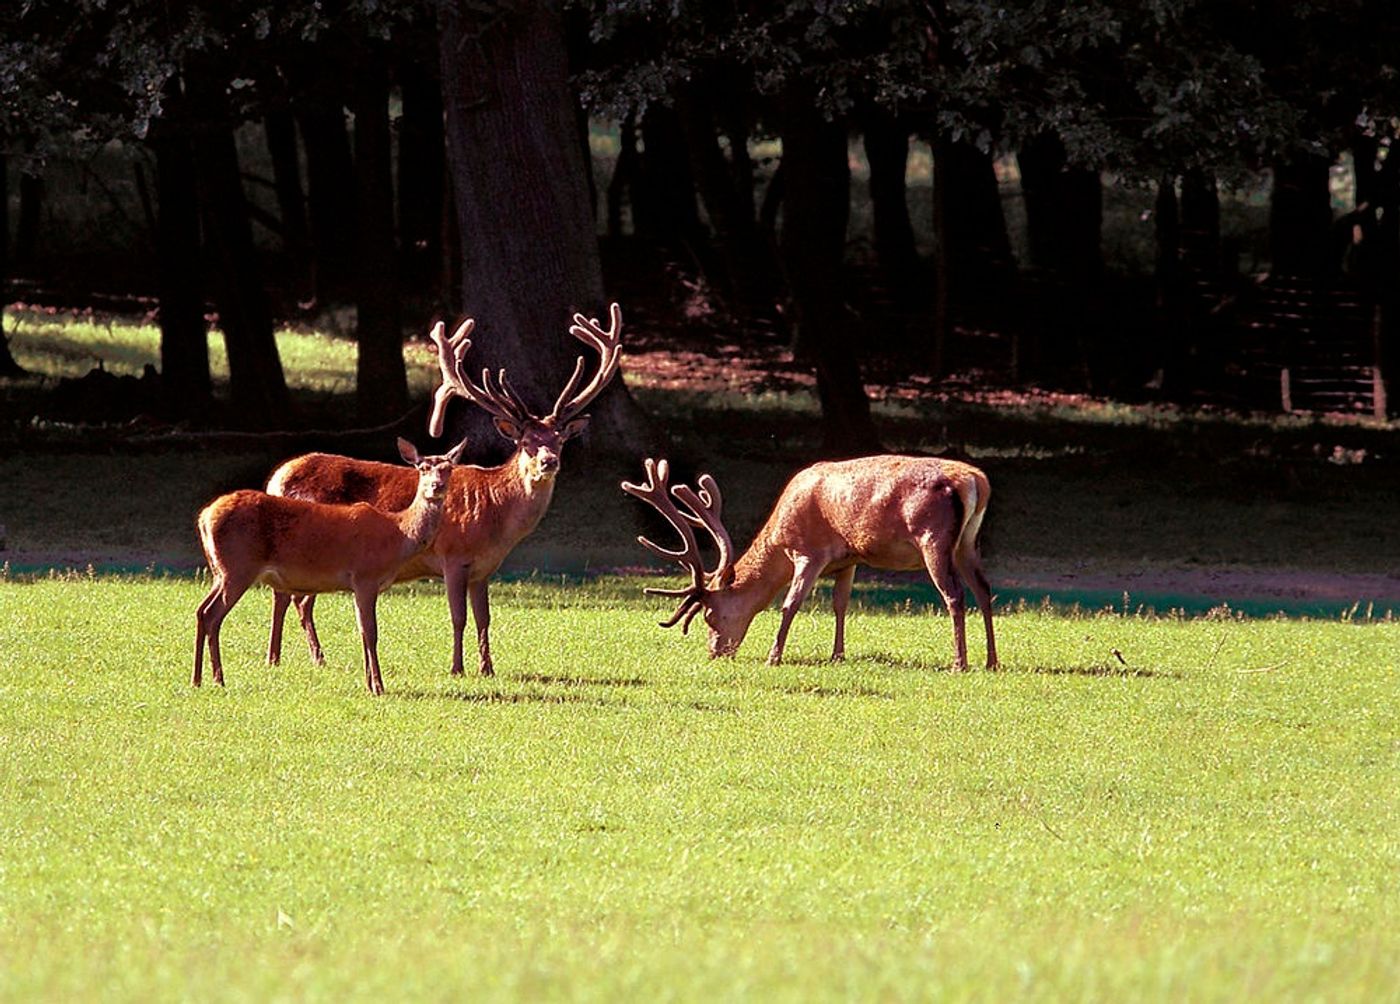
622 456 998 669
193 437 467 694
264 303 624 677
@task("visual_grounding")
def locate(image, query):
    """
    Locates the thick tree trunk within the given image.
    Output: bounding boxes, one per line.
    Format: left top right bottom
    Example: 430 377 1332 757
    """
149 106 212 405
779 99 879 455
1269 154 1333 277
437 1 649 454
189 72 290 427
297 99 357 304
351 49 408 425
397 60 445 293
0 152 25 377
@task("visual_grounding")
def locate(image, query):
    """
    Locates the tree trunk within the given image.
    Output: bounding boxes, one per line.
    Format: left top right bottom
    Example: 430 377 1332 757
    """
0 152 26 377
1179 170 1220 275
938 140 1013 289
15 156 43 267
297 97 357 304
189 72 290 427
779 99 879 455
1352 134 1400 413
1017 133 1103 381
634 104 704 249
263 103 312 298
437 1 649 454
351 48 408 425
676 83 775 306
149 102 212 406
1151 174 1184 391
397 60 445 294
606 114 638 239
1269 153 1333 277
862 108 919 287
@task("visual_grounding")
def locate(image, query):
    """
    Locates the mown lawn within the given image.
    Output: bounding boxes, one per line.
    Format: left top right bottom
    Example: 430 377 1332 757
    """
1 576 1395 1001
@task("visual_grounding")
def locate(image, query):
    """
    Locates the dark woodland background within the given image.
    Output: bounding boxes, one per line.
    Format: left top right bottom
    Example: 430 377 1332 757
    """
3 0 1399 456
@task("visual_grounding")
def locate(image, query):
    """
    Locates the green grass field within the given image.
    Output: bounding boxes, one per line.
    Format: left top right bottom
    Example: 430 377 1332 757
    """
2 575 1396 1001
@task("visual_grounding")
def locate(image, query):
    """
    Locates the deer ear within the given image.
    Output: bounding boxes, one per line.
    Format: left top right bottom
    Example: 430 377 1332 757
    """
446 437 469 464
493 416 524 442
717 567 736 588
396 437 421 465
560 415 591 441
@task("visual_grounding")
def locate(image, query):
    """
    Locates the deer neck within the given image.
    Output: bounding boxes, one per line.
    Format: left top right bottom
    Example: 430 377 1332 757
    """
464 451 558 530
725 536 792 618
397 484 448 556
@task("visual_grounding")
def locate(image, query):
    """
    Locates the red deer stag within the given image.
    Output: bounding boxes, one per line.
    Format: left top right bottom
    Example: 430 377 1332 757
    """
194 437 467 694
621 456 998 669
264 304 624 677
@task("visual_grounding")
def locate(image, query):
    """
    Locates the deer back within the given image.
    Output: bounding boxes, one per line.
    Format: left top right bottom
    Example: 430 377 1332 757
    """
267 453 418 511
199 490 408 592
745 456 988 573
267 452 555 575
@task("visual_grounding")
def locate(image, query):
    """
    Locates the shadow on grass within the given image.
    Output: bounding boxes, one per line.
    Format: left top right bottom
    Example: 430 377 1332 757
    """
1011 663 1178 679
771 650 1174 679
393 688 617 707
772 684 895 699
512 672 648 688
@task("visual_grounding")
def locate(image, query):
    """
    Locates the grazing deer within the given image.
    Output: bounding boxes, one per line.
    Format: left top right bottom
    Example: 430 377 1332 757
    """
194 437 467 694
264 304 624 677
622 456 998 669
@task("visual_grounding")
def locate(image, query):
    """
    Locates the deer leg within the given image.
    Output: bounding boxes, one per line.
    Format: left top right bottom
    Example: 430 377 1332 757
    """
444 563 469 676
468 578 494 677
769 557 822 666
294 595 325 666
831 565 856 662
194 583 222 687
921 537 968 671
952 542 998 670
352 586 383 695
267 591 291 665
197 577 250 688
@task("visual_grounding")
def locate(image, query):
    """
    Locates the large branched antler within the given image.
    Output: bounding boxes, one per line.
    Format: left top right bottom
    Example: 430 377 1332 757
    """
427 317 532 437
552 302 624 423
620 458 735 633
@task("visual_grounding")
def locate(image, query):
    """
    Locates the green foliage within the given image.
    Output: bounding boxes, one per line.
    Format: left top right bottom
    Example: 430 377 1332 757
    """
575 0 1400 178
1 576 1397 998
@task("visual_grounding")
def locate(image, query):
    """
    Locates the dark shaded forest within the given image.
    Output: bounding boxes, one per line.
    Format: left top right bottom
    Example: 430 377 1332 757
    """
3 1 1399 454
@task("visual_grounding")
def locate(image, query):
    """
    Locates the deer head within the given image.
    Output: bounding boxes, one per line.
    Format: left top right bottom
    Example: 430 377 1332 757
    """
427 304 624 486
396 435 467 504
621 458 749 658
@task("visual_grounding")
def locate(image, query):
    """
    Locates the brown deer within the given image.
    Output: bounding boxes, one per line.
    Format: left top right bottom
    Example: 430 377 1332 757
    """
193 437 467 694
622 456 998 669
264 304 624 677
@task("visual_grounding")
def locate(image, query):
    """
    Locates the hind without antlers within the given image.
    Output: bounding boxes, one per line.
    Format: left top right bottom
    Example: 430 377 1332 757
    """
623 454 998 669
265 304 626 678
194 437 467 695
